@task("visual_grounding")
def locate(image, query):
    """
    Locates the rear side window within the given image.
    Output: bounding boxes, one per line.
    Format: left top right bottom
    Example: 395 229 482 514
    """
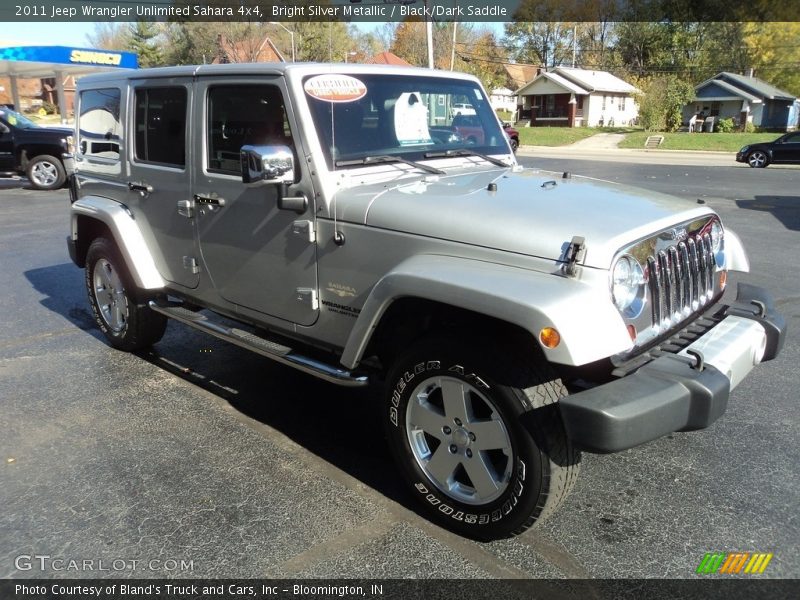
78 88 121 160
134 87 187 168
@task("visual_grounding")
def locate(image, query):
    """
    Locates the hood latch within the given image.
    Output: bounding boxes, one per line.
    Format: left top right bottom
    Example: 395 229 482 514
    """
564 236 586 277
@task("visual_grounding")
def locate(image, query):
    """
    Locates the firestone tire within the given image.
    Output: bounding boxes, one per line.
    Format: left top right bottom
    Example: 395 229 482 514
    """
384 335 580 541
85 237 167 352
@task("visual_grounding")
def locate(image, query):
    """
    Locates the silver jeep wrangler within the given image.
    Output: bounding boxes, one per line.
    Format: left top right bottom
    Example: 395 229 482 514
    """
67 64 785 541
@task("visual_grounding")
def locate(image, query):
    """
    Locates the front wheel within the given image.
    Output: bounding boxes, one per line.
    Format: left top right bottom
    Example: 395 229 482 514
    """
26 154 66 190
384 335 580 540
747 150 769 168
85 237 166 351
509 137 519 152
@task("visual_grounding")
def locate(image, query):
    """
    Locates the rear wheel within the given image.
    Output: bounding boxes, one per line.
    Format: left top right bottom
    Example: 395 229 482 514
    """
509 137 519 152
26 154 66 190
85 237 166 351
747 150 769 168
384 334 580 540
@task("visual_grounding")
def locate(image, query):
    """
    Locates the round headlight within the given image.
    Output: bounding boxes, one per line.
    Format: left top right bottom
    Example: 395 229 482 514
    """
612 255 646 318
709 220 724 267
710 221 723 253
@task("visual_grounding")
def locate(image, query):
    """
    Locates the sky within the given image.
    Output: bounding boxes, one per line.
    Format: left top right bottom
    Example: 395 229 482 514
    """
1 22 504 50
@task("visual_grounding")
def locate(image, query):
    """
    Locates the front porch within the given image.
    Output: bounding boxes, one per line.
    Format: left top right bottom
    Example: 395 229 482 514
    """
517 93 583 127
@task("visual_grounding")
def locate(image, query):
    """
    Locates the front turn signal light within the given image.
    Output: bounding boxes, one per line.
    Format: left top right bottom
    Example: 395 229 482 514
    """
539 327 561 348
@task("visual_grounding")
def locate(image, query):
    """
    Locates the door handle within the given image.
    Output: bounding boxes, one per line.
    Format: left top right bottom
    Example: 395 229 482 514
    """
128 181 153 193
194 193 226 207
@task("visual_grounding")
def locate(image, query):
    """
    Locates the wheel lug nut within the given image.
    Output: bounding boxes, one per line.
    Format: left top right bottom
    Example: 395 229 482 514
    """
454 418 462 426
466 449 473 458
442 426 451 435
469 432 476 441
449 444 458 454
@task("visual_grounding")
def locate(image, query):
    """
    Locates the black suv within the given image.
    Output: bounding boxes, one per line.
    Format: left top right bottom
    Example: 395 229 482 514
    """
0 107 73 190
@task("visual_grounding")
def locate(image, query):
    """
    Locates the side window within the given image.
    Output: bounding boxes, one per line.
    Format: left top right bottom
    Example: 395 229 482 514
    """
207 84 292 175
134 87 187 168
78 88 121 160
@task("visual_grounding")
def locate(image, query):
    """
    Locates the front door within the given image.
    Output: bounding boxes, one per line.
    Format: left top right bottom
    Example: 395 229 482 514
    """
127 77 198 288
772 131 800 163
192 78 318 326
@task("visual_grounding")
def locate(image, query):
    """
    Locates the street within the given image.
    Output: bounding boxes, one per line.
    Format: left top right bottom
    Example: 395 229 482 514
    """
1 158 798 581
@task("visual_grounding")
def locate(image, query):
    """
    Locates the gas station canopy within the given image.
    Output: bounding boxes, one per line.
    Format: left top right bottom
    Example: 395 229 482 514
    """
0 46 137 118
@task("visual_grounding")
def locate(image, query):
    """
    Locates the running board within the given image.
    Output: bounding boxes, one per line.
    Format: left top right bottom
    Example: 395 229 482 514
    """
148 301 369 388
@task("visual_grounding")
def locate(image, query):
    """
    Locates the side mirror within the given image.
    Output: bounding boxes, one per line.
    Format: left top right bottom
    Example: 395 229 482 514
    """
240 145 294 184
240 144 307 213
0 122 9 134
502 122 511 128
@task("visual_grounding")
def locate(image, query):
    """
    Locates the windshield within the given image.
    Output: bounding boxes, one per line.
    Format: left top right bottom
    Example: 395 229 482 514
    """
0 108 39 129
303 73 508 169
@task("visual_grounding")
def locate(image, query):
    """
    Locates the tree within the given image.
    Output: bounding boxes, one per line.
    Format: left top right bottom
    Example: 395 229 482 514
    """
86 23 128 50
127 21 164 68
634 76 694 132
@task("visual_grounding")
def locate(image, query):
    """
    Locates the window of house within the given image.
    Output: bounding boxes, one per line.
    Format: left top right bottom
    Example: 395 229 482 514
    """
78 88 121 160
620 96 626 112
545 94 555 114
710 101 720 117
207 84 292 175
602 95 607 110
134 87 187 168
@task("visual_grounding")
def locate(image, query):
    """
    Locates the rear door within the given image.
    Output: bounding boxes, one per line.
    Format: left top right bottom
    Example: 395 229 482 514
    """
0 116 14 171
191 77 319 326
127 77 198 289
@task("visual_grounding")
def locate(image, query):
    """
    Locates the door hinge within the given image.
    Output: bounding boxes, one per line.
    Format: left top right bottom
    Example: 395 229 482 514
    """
183 256 201 274
292 220 316 243
295 288 319 310
177 199 194 218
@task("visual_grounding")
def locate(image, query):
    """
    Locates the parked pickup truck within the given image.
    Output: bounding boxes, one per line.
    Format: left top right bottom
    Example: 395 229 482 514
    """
66 64 785 541
0 107 73 190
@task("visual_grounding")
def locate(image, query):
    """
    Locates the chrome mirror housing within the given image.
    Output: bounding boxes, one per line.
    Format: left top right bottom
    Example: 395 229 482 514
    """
240 145 294 184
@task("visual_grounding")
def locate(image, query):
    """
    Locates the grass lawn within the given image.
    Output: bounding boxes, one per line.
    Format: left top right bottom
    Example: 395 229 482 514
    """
619 131 779 152
518 126 637 146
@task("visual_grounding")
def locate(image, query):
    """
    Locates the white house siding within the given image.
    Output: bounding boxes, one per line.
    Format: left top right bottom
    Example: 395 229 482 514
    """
585 93 638 126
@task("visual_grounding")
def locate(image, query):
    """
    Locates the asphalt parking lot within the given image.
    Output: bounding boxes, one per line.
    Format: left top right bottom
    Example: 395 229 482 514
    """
1 162 798 582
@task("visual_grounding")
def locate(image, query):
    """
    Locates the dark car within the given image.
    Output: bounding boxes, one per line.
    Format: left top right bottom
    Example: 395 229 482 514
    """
736 131 800 168
0 108 73 189
503 122 520 152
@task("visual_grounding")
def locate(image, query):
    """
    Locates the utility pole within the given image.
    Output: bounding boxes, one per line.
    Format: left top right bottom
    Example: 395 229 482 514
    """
423 0 434 68
450 22 458 71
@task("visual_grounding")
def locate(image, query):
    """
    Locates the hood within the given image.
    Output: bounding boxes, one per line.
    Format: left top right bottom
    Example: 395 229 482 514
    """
19 126 72 140
334 166 714 269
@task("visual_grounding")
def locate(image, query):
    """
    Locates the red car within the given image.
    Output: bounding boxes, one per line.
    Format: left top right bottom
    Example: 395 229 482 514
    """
451 115 519 152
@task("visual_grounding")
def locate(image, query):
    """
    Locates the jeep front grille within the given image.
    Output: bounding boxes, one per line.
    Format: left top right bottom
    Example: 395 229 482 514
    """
647 232 715 327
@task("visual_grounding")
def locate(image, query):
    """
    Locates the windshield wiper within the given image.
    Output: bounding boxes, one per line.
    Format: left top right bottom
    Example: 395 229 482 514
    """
335 155 445 175
423 149 509 169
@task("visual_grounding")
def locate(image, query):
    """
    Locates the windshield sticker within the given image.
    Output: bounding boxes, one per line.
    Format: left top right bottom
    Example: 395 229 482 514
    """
473 88 484 101
394 92 432 146
7 114 17 125
304 74 367 103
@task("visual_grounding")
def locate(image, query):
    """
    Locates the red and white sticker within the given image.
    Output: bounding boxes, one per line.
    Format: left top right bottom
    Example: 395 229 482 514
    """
303 74 367 103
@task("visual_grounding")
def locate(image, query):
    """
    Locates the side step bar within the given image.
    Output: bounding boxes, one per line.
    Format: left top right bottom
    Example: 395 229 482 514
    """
148 301 369 388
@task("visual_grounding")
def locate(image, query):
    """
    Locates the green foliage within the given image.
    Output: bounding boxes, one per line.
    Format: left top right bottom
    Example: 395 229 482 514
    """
41 101 58 115
127 21 163 68
744 121 756 133
716 118 735 133
496 109 513 121
634 76 694 132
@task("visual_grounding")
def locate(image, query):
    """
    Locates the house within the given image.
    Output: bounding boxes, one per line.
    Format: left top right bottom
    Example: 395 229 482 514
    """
686 72 798 131
515 67 639 127
489 87 516 114
503 63 539 91
366 51 411 66
212 33 284 64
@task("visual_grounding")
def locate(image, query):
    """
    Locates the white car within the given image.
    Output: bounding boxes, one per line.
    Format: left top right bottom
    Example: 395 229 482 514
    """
451 102 476 116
